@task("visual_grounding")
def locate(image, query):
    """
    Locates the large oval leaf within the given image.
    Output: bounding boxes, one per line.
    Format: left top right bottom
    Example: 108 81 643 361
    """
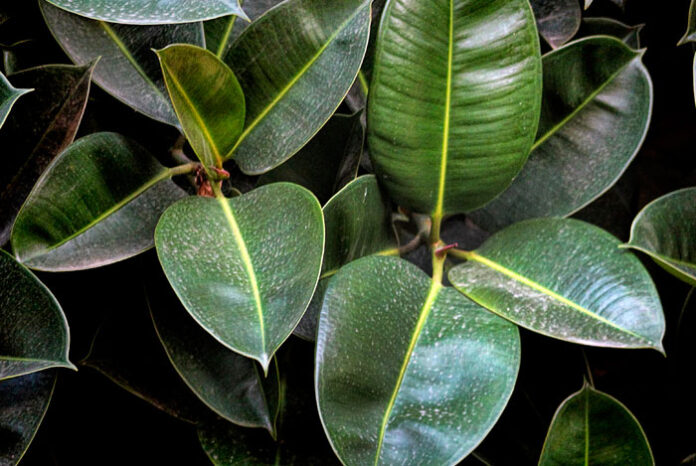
0 371 56 464
469 37 652 232
449 218 665 351
11 132 187 272
44 0 248 25
624 187 696 286
316 256 520 465
0 63 93 245
539 383 654 465
530 0 581 49
223 0 371 174
157 44 245 168
367 0 542 217
41 2 204 127
155 183 324 370
0 250 73 380
0 71 30 129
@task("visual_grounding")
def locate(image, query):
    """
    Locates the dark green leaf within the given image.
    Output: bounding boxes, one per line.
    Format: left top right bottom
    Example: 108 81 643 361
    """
0 70 29 129
316 256 520 465
157 44 245 167
0 250 73 380
470 37 652 232
41 2 205 127
449 218 665 351
11 132 187 272
680 0 696 45
0 63 93 245
530 0 581 49
223 0 371 174
539 383 654 465
577 18 643 48
155 183 324 371
624 187 696 286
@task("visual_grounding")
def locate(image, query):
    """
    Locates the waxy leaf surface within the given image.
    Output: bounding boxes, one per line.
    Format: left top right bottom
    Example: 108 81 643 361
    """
223 0 371 174
155 183 324 370
0 251 73 380
449 218 665 351
539 383 654 465
577 18 643 48
530 0 581 48
316 256 520 465
625 187 696 286
41 2 205 127
368 0 542 216
12 132 187 272
0 71 29 129
158 44 245 167
470 37 652 232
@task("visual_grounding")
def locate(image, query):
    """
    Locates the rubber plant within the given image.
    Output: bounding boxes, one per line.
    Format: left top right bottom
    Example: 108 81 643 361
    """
0 0 690 464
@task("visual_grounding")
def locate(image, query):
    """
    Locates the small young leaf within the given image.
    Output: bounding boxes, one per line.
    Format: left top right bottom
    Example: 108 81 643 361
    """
530 0 582 49
0 251 74 380
0 70 30 129
157 44 245 168
624 187 696 286
449 218 665 351
539 383 654 465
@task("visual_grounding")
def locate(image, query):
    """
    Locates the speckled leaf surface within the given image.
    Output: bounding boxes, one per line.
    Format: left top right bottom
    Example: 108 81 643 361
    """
539 383 654 465
155 183 324 370
680 0 696 45
11 133 187 272
44 0 248 25
530 0 581 49
316 256 520 465
449 218 665 351
41 2 204 127
0 71 29 129
294 175 397 340
150 290 279 433
625 187 696 286
367 0 542 217
577 18 643 48
223 0 370 174
0 251 73 380
0 371 56 464
157 44 245 167
0 63 92 246
470 37 652 232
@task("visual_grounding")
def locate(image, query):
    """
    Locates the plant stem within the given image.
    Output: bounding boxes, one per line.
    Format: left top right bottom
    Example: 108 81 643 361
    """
167 162 199 177
449 247 474 261
582 350 595 387
170 134 192 165
358 70 369 96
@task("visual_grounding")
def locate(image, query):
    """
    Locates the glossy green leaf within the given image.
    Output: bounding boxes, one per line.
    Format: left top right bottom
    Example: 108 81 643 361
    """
624 187 696 286
531 0 581 49
367 0 542 218
0 71 29 129
0 63 93 245
539 383 654 465
449 218 665 351
0 250 74 380
11 132 187 272
150 289 279 433
223 0 371 174
680 0 696 45
157 44 245 167
316 255 520 465
0 371 56 464
44 0 248 25
155 183 324 371
258 112 364 204
41 2 205 127
577 18 643 48
470 37 652 232
294 175 397 340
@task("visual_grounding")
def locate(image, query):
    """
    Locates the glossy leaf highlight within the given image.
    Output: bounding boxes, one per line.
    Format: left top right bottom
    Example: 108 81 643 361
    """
0 71 30 129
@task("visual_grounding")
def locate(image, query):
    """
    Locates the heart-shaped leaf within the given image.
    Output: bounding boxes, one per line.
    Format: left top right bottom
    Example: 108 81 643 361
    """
43 0 248 25
0 71 29 129
41 2 205 127
0 63 93 245
11 132 188 272
577 18 643 48
470 37 652 232
157 44 245 168
0 371 56 464
530 0 582 49
155 183 324 371
449 218 665 351
223 0 371 174
150 287 279 434
539 383 654 465
367 0 542 218
294 175 397 341
680 0 696 45
316 256 520 465
0 250 74 380
624 187 696 286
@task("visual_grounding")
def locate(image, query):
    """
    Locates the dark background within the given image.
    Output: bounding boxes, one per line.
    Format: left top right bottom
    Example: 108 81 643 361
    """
1 0 695 464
